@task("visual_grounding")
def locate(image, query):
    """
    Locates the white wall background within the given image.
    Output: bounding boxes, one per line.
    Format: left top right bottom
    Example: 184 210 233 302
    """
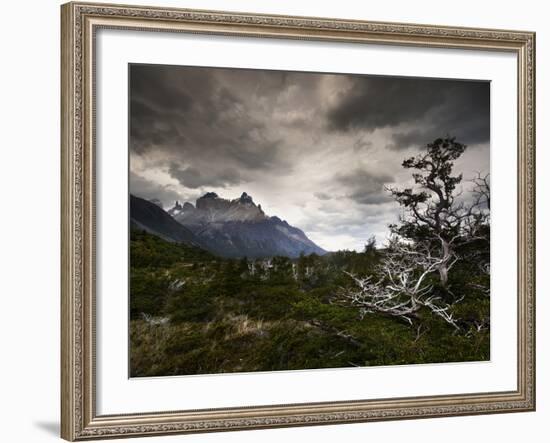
0 1 546 442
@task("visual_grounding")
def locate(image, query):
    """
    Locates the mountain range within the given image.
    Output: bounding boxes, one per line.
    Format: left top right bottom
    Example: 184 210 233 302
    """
130 192 326 258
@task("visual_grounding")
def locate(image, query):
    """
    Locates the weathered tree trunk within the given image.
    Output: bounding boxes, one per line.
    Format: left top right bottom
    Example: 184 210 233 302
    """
438 265 448 286
438 238 451 286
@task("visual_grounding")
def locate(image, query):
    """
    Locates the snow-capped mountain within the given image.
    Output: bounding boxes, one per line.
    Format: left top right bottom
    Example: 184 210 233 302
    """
166 192 326 258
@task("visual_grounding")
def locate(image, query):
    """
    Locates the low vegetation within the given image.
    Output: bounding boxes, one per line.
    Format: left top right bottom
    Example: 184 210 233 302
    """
130 229 489 377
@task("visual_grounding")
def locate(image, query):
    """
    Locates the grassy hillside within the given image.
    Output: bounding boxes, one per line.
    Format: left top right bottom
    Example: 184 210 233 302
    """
130 229 489 377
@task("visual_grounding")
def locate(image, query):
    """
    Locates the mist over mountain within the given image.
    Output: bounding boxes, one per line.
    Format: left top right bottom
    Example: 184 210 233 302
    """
131 191 326 258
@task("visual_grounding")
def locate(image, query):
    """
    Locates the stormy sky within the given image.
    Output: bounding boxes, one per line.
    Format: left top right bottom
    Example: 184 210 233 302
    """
129 64 490 252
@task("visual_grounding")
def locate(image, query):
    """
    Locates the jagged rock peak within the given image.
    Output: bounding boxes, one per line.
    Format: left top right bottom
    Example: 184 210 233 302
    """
201 192 219 199
239 192 254 204
168 199 195 217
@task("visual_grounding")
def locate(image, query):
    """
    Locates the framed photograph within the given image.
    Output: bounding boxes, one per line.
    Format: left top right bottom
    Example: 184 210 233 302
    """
61 2 536 440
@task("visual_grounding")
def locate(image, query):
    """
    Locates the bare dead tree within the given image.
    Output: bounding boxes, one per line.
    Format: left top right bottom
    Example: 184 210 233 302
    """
459 173 491 297
460 172 490 240
466 319 489 338
337 240 461 330
472 172 490 210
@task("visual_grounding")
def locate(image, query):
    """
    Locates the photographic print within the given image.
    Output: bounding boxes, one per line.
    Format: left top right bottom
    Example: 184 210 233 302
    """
129 64 490 377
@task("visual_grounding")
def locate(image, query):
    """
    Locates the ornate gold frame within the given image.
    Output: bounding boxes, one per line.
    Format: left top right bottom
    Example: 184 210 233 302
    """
61 2 536 440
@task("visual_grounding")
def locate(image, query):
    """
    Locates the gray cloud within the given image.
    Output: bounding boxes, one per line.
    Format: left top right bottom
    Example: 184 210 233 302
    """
314 192 332 201
386 129 430 151
168 164 243 189
326 76 490 149
130 64 290 179
352 137 373 152
335 169 394 205
129 171 183 208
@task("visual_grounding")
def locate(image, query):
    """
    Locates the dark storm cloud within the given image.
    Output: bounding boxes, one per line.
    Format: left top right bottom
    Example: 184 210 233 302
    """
327 76 490 149
130 64 289 184
131 64 196 114
130 65 198 155
335 169 394 205
168 163 242 189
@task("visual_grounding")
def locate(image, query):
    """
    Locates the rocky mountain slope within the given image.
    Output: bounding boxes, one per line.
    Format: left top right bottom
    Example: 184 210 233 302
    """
165 192 327 258
130 194 205 248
